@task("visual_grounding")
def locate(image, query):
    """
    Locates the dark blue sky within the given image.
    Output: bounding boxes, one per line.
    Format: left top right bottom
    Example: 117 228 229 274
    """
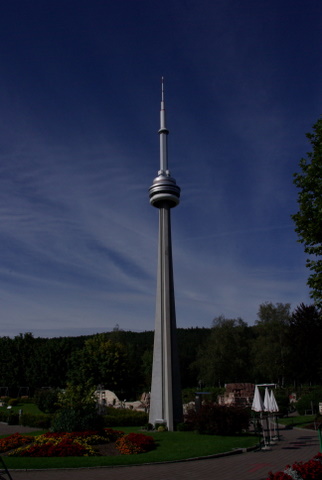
1 0 321 337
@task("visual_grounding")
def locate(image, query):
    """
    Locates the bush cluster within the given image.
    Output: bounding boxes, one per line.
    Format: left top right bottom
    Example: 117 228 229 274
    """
103 407 148 427
20 413 52 429
296 387 322 415
184 403 250 435
0 411 19 425
34 388 60 414
51 406 104 432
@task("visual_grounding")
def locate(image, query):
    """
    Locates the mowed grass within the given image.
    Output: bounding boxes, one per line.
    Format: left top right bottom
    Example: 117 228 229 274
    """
0 403 42 415
3 427 258 469
278 415 315 428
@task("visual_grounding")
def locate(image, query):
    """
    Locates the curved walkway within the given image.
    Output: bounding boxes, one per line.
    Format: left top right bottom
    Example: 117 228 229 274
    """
1 424 320 480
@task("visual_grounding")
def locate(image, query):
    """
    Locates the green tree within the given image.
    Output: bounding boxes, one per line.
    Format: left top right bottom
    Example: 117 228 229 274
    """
195 317 252 387
251 303 291 385
292 118 322 307
52 382 103 432
68 334 128 397
177 328 211 388
288 303 322 384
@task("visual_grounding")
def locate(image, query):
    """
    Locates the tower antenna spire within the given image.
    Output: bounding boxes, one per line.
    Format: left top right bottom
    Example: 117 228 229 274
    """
159 76 169 173
161 76 165 103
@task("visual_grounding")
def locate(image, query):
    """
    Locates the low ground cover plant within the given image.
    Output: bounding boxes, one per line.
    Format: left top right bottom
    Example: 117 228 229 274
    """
267 452 322 479
1 429 155 457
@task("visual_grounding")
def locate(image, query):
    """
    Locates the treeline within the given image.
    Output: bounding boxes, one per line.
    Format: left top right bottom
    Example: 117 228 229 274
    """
0 302 321 399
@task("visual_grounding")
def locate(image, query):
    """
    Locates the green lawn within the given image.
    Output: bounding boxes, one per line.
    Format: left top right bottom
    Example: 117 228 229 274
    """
278 415 315 428
0 403 42 415
3 427 258 469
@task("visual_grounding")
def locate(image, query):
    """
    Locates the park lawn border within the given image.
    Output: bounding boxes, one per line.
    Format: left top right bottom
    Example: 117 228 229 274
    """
3 428 258 469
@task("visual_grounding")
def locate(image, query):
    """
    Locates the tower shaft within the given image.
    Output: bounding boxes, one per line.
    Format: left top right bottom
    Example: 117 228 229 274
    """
149 206 182 430
148 79 182 431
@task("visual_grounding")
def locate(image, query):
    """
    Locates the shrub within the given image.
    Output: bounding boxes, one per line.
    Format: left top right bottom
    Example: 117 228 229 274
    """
8 398 19 407
20 396 33 404
296 387 322 415
7 413 19 425
103 408 148 427
184 403 250 435
274 391 290 417
34 388 60 414
176 422 192 432
0 411 19 424
51 406 104 432
20 413 52 429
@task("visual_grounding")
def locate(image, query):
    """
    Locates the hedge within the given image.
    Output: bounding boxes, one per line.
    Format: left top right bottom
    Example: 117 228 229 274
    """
103 409 148 427
20 413 52 429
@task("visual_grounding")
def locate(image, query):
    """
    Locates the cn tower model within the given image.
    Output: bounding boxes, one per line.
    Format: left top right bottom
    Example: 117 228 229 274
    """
148 79 183 431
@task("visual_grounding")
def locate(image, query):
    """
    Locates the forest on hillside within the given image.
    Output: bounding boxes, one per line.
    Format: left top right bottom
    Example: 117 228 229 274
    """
1 302 322 400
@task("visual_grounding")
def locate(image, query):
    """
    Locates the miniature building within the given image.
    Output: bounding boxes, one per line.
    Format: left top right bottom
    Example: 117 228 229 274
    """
218 383 255 407
94 389 119 407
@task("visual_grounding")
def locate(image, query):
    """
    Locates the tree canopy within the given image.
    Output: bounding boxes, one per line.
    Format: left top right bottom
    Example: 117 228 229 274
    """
1 303 322 396
252 303 291 385
292 118 322 307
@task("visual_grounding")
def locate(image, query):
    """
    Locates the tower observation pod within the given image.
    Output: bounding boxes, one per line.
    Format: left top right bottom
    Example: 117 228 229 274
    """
148 79 183 431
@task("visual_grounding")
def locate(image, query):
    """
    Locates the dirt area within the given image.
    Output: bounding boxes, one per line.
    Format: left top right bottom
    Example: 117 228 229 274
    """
95 443 121 456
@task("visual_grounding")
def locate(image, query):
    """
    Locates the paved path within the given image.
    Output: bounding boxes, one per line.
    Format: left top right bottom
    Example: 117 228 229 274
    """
1 424 320 480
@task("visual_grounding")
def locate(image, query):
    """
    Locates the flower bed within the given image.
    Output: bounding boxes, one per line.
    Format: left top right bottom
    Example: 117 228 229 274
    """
2 429 155 457
0 433 33 453
115 433 156 455
267 453 322 480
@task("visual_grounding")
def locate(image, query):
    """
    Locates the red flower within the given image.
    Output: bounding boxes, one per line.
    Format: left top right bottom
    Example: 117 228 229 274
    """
266 472 293 479
115 433 155 455
266 453 322 480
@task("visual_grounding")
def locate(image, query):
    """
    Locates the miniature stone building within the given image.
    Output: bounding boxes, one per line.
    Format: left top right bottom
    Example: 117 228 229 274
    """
217 383 254 407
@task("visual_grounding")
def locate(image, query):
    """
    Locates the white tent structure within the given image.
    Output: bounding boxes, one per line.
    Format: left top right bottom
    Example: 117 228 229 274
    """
270 389 279 413
269 389 280 440
251 385 271 450
252 383 280 448
263 387 275 445
251 385 264 412
263 387 270 412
